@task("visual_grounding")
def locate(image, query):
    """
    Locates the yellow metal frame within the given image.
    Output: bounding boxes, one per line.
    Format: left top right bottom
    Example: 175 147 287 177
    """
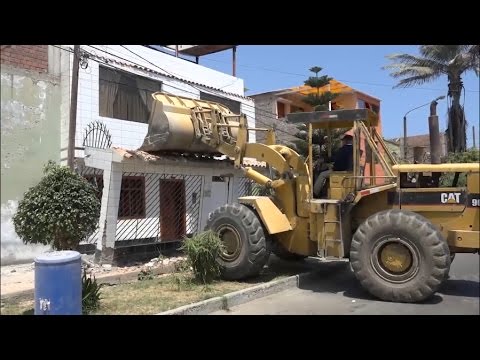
238 196 293 234
148 92 479 259
393 163 480 174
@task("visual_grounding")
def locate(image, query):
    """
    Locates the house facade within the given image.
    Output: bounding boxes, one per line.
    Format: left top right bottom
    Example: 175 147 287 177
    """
1 45 258 265
82 147 266 263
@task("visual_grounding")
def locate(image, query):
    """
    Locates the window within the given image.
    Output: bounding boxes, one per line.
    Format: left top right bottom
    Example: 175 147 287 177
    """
99 66 162 123
277 102 285 118
290 105 304 113
118 176 145 219
357 99 380 114
199 91 241 114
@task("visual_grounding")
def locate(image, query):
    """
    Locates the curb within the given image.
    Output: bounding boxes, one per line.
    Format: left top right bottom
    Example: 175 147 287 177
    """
156 270 319 315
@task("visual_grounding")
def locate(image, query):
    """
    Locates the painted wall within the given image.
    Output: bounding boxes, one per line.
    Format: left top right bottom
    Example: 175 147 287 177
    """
252 94 299 146
0 62 61 265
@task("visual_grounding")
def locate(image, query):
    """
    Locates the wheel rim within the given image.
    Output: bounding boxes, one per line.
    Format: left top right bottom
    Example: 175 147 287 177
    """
371 236 420 283
217 224 242 262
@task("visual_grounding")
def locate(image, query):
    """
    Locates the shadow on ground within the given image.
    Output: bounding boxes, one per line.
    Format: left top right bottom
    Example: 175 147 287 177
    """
238 255 320 285
296 260 479 304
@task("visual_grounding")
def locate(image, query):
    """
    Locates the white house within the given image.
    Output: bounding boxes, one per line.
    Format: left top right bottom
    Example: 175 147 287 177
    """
82 147 267 264
51 45 263 263
55 45 256 164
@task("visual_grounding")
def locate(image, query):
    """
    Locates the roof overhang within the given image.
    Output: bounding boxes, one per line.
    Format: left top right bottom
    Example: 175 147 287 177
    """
163 45 236 57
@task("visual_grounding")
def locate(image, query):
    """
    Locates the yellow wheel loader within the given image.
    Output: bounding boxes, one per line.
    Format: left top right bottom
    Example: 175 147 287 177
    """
141 92 480 303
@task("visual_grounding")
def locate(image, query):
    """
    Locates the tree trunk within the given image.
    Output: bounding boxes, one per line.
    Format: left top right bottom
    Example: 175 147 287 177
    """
446 75 467 153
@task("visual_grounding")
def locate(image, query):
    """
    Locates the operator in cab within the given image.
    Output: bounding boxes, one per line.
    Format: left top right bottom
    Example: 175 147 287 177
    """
313 133 354 198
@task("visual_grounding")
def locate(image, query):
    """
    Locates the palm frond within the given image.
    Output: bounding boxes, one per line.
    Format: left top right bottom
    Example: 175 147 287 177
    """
384 53 445 71
393 72 443 88
466 45 480 75
384 64 442 84
419 45 468 63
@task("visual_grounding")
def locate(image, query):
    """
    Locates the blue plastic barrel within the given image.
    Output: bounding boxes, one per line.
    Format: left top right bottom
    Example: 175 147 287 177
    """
34 250 82 315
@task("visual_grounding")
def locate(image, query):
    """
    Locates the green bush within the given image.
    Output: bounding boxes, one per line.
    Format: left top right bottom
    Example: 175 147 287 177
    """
13 161 101 250
440 148 479 187
179 230 225 284
82 269 103 315
138 269 154 281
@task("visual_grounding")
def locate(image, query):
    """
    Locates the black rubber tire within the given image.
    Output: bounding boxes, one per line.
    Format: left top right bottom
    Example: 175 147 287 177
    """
205 203 270 280
272 241 307 262
350 209 451 303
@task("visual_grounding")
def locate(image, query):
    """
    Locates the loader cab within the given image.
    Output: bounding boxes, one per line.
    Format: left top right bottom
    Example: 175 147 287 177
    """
287 109 398 201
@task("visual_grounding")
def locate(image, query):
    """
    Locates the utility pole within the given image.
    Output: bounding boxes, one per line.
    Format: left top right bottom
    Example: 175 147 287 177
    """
428 98 442 164
232 46 237 77
68 45 81 170
473 126 476 148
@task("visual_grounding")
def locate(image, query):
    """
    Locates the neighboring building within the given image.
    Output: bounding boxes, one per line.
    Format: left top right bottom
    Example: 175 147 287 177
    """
251 80 387 186
1 45 258 264
250 79 382 147
387 133 448 163
1 45 61 206
1 45 62 265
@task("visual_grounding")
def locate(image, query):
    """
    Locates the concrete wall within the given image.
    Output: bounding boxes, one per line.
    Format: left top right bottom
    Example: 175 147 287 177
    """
59 45 256 164
252 94 299 146
1 47 62 265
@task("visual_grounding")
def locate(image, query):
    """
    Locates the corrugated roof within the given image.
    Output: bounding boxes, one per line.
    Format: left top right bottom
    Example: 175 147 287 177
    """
250 79 381 102
290 79 354 96
91 53 253 101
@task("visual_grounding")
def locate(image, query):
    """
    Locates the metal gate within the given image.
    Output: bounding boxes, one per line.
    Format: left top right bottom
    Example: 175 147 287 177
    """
115 172 203 245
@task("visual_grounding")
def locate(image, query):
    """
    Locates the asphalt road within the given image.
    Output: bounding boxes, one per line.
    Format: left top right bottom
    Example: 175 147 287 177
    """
210 254 480 315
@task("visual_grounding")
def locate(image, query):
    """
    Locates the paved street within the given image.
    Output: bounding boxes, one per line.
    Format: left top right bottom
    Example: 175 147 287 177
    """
210 254 480 315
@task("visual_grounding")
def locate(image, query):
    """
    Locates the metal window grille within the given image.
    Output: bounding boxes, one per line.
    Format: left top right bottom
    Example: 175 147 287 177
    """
115 172 203 245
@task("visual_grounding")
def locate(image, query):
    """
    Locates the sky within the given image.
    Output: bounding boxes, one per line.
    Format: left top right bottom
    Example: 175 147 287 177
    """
199 45 479 145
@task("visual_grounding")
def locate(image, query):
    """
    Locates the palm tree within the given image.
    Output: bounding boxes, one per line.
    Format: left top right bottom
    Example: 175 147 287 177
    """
383 45 479 153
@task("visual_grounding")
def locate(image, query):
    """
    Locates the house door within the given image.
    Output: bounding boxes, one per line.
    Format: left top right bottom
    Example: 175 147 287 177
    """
210 176 230 211
159 179 186 242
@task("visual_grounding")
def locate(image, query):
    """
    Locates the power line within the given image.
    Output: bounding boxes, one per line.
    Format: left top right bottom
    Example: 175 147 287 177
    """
201 55 480 93
54 45 289 125
88 45 244 99
48 46 365 146
92 49 304 142
81 46 283 119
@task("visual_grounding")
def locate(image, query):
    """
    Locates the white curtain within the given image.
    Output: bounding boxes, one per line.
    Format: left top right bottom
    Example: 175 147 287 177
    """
99 69 121 117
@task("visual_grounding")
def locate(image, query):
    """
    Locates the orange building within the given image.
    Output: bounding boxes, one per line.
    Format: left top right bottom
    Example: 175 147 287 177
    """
251 79 387 185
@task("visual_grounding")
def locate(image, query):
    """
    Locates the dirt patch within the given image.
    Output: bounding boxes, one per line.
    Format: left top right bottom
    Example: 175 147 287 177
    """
0 253 186 296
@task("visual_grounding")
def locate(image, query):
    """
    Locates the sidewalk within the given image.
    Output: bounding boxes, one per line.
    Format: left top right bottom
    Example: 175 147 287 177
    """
1 255 186 298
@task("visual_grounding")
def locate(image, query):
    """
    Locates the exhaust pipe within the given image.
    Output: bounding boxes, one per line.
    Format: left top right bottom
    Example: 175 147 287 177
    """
428 96 445 164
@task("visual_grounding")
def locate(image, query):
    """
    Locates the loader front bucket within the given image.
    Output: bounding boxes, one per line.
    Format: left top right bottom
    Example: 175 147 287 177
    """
139 92 240 154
